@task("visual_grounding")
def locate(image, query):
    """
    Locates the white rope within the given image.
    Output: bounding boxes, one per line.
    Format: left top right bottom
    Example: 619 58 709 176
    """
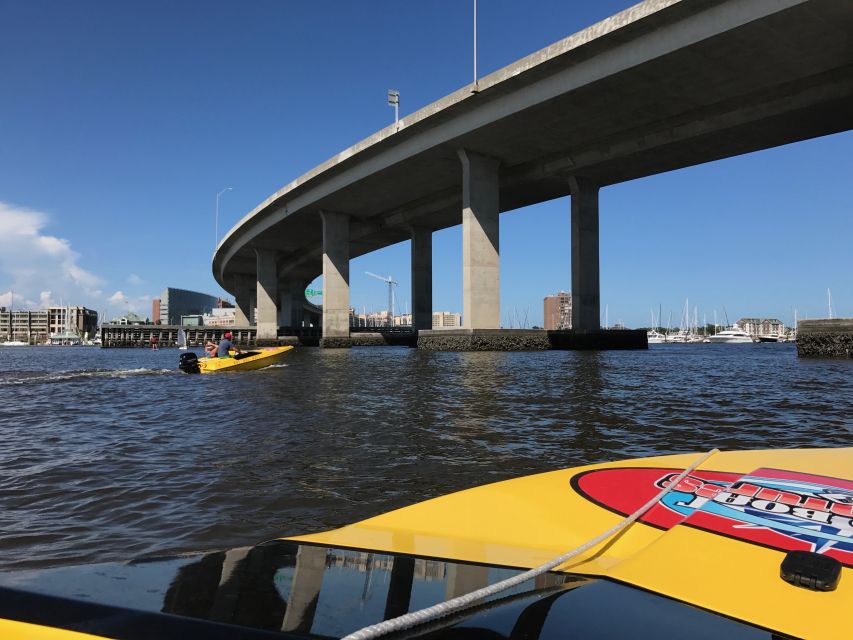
342 448 719 640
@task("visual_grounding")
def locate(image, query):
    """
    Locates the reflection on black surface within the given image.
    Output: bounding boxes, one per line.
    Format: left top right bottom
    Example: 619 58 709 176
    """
163 542 295 629
158 540 568 637
0 539 792 639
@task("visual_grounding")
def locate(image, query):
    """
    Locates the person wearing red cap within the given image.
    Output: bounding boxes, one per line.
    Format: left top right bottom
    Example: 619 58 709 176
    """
210 330 241 358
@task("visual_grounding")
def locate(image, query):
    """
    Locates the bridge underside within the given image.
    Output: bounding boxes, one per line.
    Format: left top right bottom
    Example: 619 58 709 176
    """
214 0 853 348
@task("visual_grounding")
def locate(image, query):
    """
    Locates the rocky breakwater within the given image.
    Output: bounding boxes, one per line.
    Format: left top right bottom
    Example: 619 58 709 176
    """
418 329 550 351
797 319 853 358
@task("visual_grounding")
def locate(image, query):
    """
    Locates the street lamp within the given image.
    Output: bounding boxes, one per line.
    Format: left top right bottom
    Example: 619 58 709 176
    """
215 187 232 250
387 90 399 124
473 0 478 88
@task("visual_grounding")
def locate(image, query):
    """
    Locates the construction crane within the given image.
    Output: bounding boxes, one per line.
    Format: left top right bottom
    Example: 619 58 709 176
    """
365 272 398 327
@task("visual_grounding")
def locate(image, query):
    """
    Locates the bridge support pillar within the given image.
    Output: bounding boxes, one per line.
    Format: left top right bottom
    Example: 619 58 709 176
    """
255 249 279 344
570 177 600 331
234 276 253 326
321 210 351 348
279 281 305 333
278 287 292 329
292 288 306 329
458 150 500 329
410 226 432 332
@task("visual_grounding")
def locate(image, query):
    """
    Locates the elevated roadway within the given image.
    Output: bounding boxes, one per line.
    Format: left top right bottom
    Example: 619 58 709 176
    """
212 0 853 346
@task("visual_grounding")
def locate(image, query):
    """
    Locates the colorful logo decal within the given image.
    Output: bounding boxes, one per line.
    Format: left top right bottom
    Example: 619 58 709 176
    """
572 467 853 567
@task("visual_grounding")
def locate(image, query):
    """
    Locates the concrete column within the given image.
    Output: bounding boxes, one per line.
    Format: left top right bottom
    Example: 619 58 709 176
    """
278 282 305 333
281 545 326 632
410 226 432 332
255 249 278 342
570 177 600 331
458 149 500 329
278 288 292 329
234 277 252 326
445 563 489 600
291 286 305 329
320 210 351 347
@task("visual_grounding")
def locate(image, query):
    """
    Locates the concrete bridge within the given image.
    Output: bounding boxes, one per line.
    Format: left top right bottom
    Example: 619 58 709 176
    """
212 0 853 348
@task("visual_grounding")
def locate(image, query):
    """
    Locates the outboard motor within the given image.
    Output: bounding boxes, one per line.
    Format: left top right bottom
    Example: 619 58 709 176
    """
179 352 200 374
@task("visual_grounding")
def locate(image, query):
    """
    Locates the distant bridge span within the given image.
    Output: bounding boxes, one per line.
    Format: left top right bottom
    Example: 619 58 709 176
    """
213 0 853 345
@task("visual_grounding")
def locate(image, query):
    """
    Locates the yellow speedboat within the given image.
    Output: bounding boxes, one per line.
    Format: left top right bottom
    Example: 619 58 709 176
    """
179 345 294 374
0 448 850 639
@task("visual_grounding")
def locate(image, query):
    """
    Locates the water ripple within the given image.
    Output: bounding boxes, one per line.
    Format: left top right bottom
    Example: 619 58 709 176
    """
0 344 850 570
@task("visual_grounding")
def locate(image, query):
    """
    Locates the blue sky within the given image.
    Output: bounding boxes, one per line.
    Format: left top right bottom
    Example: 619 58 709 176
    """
1 0 850 328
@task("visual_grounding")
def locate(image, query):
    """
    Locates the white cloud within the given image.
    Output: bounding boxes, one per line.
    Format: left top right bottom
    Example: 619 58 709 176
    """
108 291 128 305
0 201 105 310
127 274 145 286
107 290 152 318
40 291 57 308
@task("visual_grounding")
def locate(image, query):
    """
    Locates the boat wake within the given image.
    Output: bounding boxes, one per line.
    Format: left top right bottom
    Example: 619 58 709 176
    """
0 368 175 386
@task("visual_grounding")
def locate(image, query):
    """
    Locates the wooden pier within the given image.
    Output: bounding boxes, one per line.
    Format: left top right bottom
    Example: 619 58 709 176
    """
100 324 256 348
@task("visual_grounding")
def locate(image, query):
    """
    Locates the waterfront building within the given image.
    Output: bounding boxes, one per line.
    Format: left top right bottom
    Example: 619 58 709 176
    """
543 292 572 330
0 306 98 343
394 313 413 327
203 307 236 327
351 309 396 327
112 312 147 325
158 288 220 325
0 309 45 343
432 311 462 329
736 318 785 339
350 309 366 327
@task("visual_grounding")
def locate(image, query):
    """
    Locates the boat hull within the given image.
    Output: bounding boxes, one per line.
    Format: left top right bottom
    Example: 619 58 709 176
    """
198 346 293 373
291 448 852 640
0 448 848 639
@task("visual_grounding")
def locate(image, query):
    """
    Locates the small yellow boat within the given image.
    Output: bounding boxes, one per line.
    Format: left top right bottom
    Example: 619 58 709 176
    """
179 345 293 374
0 448 849 639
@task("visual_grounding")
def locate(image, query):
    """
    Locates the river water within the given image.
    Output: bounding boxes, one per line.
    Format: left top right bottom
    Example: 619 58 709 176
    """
0 343 850 572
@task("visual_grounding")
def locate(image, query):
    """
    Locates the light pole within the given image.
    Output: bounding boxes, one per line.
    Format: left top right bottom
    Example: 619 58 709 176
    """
215 187 232 250
387 90 399 124
473 0 478 88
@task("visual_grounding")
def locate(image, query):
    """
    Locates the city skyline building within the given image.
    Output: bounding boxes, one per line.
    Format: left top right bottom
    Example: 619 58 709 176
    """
203 307 237 327
158 287 220 326
543 292 572 330
432 311 462 329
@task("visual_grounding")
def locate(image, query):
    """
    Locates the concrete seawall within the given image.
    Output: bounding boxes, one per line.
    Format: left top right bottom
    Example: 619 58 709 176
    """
796 319 853 358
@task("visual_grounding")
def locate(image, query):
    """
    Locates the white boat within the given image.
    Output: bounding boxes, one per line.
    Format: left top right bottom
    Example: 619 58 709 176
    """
707 326 754 343
0 340 28 347
646 329 665 344
177 328 188 350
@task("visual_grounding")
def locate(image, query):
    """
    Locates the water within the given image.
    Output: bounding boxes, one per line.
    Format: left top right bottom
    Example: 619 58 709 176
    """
0 344 850 572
